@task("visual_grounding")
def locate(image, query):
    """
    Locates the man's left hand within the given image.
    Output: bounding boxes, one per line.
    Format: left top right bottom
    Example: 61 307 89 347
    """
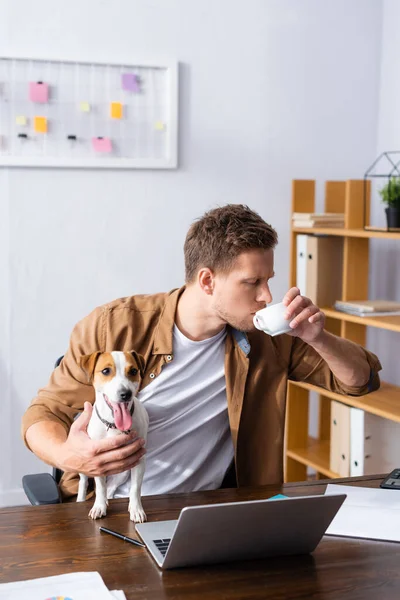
283 287 325 343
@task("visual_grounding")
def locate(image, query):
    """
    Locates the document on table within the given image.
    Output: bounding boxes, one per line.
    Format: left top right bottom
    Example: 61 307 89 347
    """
325 484 400 542
0 571 126 600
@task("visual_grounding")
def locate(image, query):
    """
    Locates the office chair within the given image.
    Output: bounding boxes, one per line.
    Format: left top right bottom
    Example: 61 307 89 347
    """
22 356 65 505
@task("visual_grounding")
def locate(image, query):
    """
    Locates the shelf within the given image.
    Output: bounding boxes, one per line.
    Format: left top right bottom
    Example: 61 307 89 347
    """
322 308 400 333
292 226 400 239
287 437 339 478
288 380 400 423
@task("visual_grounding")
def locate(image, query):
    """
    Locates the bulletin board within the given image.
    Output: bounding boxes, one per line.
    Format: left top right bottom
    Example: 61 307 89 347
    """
0 56 178 168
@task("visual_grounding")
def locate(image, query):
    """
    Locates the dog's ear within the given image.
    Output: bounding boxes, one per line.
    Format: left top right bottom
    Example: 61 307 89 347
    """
130 351 146 378
80 351 102 382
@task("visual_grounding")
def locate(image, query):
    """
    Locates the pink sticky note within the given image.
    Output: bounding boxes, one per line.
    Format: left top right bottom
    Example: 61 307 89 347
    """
121 73 139 92
92 137 112 153
29 82 49 103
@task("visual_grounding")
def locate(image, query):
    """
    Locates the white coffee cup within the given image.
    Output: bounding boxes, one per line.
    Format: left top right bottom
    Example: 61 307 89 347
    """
253 301 292 337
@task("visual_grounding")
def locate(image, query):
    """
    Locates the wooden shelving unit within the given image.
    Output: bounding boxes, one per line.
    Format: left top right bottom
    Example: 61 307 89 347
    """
285 179 400 482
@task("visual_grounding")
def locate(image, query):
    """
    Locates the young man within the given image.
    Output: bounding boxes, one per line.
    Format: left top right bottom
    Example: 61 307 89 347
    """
22 205 381 499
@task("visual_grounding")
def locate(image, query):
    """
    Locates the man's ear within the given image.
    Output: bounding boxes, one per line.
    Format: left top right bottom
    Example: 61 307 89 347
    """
130 351 146 378
198 267 215 295
79 351 102 381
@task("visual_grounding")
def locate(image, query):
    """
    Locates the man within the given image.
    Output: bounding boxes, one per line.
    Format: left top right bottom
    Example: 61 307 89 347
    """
22 205 381 499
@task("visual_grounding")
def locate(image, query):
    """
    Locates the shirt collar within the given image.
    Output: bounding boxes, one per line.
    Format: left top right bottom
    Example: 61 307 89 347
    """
231 328 251 356
152 285 251 357
152 286 185 355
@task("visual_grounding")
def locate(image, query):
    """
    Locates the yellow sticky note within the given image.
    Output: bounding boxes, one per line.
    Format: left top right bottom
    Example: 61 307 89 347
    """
155 121 166 131
110 102 123 119
80 102 90 112
34 116 47 133
16 115 27 126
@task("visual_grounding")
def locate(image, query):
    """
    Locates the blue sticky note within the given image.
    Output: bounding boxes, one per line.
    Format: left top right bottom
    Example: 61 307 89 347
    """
268 494 288 500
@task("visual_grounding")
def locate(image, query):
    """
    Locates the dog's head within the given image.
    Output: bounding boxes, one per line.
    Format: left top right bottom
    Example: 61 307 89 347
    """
80 350 145 431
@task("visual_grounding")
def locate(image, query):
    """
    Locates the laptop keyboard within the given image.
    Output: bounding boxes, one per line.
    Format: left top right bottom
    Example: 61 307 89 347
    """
153 538 171 557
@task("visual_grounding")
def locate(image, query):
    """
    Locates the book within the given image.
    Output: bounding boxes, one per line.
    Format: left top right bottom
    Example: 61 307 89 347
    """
292 212 345 220
334 299 400 313
293 220 344 228
335 307 400 317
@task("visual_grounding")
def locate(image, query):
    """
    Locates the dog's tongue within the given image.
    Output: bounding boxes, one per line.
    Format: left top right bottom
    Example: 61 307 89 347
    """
111 401 132 431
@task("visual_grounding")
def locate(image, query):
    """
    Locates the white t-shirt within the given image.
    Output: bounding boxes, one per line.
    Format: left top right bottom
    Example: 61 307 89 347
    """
114 324 234 497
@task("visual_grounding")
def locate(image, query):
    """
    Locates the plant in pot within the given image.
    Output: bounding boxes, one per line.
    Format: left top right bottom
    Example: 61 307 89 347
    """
379 177 400 229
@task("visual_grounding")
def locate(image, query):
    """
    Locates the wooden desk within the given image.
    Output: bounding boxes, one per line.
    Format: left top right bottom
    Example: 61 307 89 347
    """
1 474 399 599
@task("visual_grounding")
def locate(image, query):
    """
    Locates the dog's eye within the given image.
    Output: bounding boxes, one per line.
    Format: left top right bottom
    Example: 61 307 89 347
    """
128 368 138 376
101 368 111 376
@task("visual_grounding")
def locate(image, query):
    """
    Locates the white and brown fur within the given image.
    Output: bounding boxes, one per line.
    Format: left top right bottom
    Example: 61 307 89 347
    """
78 350 149 522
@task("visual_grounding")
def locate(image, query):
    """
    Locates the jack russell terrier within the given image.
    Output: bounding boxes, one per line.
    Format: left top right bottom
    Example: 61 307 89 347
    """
77 350 149 523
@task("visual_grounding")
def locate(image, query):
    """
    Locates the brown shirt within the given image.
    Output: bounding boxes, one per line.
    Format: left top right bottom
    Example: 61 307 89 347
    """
21 287 382 498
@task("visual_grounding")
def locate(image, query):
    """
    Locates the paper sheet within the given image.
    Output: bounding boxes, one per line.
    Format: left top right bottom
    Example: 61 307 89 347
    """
325 484 400 542
110 102 123 119
0 571 124 600
29 82 49 103
121 73 139 92
34 116 47 133
92 137 112 153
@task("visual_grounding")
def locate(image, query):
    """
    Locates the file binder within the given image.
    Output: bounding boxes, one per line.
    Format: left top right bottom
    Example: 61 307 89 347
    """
330 400 350 476
295 235 343 307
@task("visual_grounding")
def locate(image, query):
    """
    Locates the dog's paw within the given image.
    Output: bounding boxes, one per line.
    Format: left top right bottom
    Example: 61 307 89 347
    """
128 501 147 523
88 501 108 520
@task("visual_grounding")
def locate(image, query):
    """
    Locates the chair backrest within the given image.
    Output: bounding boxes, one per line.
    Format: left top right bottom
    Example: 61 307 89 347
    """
53 355 64 484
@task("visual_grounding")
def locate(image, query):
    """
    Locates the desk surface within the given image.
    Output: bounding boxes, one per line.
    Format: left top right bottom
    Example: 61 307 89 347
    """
1 474 399 599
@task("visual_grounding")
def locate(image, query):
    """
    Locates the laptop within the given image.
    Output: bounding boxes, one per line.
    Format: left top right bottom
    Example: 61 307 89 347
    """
135 493 346 569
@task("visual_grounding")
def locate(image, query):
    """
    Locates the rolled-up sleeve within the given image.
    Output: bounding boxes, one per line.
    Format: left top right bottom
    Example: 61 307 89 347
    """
288 337 382 396
21 306 107 450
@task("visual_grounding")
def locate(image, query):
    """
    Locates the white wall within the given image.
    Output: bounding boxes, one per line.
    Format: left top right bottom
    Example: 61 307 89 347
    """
0 0 384 506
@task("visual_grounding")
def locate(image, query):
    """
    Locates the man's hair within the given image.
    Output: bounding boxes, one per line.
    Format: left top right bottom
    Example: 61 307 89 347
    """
184 204 278 283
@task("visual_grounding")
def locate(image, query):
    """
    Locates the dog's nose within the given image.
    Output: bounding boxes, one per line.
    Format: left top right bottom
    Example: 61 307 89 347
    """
119 388 132 402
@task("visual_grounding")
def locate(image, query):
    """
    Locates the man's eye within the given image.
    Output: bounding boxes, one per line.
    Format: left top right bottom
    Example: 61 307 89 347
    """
101 368 111 376
128 368 138 376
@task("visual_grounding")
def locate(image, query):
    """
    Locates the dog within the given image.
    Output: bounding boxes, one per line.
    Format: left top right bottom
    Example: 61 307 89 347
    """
77 350 149 523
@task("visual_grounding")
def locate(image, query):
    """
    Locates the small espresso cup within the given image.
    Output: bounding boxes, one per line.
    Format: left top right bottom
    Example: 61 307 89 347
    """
253 301 292 337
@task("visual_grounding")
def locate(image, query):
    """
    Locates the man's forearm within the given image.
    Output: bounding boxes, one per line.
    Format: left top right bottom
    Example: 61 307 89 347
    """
25 421 68 469
308 330 370 387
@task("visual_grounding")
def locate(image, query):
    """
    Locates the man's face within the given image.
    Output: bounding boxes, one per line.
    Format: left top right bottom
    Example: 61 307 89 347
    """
211 249 275 332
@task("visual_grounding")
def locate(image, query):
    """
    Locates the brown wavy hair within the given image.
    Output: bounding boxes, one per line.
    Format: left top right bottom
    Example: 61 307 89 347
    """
184 204 278 283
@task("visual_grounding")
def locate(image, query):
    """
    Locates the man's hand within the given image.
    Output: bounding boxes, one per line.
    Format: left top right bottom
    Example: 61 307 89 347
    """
58 402 146 477
283 287 325 343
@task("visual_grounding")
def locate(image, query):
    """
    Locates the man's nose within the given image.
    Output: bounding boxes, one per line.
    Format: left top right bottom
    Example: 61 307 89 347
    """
257 285 272 305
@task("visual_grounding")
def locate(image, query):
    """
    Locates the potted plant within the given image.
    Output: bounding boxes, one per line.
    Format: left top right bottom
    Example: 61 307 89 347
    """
379 177 400 229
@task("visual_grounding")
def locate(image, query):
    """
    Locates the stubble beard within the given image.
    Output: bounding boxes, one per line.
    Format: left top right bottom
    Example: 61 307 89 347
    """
213 300 255 333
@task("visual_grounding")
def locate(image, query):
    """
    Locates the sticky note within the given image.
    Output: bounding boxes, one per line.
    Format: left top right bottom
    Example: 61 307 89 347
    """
80 102 90 112
29 82 49 103
34 116 47 133
121 73 139 92
16 115 27 126
155 121 166 131
92 137 112 153
110 102 123 119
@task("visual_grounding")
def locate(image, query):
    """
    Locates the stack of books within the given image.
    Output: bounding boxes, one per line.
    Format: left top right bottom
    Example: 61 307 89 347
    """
292 212 345 228
334 299 400 317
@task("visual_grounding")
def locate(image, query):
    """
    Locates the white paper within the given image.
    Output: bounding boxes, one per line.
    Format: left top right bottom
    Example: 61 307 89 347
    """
325 484 400 542
110 592 127 600
0 571 122 600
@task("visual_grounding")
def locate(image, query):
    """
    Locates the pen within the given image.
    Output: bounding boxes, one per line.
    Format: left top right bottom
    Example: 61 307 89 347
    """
99 526 146 548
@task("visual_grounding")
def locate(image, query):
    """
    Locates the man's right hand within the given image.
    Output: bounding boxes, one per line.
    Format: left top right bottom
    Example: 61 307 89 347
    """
58 402 146 477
